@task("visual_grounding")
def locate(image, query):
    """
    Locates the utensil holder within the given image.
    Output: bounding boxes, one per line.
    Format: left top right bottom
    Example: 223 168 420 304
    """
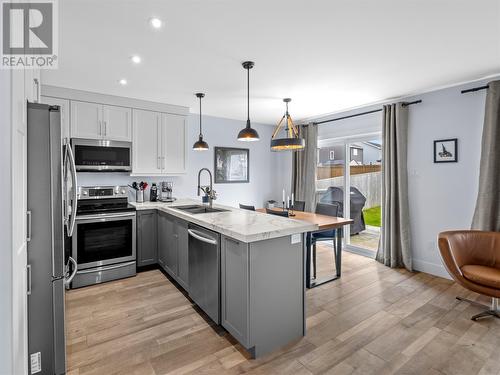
136 190 144 203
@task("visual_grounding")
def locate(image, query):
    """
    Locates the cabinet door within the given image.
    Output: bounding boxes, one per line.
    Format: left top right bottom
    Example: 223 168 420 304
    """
103 105 132 141
71 101 102 139
157 212 167 267
161 113 186 174
176 219 189 291
132 109 162 175
221 236 249 346
137 210 157 267
41 97 70 140
164 214 178 277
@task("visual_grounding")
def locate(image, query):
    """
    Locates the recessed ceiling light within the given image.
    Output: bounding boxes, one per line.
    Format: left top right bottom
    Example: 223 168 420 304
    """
131 55 141 64
149 17 163 29
118 79 128 86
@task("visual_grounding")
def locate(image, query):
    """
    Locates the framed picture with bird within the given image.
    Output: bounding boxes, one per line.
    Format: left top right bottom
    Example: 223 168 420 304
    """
434 138 458 163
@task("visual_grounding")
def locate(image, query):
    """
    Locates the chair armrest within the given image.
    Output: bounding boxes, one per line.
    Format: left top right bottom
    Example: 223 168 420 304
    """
438 235 464 281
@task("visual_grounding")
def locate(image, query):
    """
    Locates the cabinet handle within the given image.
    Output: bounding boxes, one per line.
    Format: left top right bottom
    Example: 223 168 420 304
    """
33 78 40 103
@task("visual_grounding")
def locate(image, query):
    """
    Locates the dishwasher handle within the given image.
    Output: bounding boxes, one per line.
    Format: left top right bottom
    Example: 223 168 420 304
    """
188 229 218 245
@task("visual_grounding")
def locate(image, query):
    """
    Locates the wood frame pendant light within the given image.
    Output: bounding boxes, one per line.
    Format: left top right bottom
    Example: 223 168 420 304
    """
270 98 305 151
193 93 209 150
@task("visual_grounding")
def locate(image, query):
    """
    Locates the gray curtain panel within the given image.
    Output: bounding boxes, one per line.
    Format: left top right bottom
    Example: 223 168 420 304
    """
376 103 413 271
472 80 500 231
292 123 318 212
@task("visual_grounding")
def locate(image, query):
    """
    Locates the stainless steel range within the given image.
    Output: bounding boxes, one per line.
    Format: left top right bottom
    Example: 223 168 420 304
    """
70 185 136 288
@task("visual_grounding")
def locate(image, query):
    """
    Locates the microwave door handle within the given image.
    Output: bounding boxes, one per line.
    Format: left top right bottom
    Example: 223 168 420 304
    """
66 142 78 236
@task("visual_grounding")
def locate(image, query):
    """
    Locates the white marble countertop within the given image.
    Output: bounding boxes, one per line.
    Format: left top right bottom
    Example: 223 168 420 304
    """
130 199 317 243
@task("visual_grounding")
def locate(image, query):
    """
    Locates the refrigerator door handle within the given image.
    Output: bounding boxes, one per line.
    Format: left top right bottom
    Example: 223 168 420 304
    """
64 257 77 285
65 140 78 236
27 264 32 295
26 210 32 242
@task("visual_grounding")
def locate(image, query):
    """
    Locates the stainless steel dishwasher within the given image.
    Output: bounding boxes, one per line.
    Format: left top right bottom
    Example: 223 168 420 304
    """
188 224 221 324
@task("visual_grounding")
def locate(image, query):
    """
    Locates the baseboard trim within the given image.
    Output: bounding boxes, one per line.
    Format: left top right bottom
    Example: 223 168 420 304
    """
412 259 451 279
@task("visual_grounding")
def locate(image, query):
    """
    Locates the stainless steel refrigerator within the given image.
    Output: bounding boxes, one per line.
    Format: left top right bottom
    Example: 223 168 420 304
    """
27 102 77 375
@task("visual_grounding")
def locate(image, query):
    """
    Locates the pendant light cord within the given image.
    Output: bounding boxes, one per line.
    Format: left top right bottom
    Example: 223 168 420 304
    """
247 66 250 126
199 96 202 137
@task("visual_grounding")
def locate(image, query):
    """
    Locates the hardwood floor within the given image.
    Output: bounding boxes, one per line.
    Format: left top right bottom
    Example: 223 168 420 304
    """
65 245 500 375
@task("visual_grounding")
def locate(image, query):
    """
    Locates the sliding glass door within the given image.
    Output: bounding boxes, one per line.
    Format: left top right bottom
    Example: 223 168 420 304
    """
316 115 382 257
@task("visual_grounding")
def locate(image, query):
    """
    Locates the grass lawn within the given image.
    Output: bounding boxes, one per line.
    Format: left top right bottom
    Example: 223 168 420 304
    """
363 205 381 227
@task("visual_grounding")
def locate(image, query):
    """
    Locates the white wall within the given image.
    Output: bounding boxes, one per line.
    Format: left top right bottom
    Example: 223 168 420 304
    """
0 67 13 375
77 114 290 208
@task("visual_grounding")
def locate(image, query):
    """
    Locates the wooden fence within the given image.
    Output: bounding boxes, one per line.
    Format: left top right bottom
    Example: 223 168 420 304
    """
317 164 381 180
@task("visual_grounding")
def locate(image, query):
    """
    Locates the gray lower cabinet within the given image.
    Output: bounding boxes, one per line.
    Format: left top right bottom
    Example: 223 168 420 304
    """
157 211 168 268
164 214 178 276
156 210 188 290
176 220 189 290
136 210 157 267
221 234 305 358
221 236 249 346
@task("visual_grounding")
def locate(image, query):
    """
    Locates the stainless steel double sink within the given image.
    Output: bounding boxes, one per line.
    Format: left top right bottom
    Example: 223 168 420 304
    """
173 204 229 214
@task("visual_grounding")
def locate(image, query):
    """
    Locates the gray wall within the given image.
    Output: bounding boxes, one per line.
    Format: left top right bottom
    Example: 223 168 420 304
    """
310 77 498 277
77 114 290 208
0 70 13 375
405 80 489 277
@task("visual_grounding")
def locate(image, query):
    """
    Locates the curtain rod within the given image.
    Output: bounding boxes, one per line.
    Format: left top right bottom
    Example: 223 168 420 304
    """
461 85 489 94
313 100 422 125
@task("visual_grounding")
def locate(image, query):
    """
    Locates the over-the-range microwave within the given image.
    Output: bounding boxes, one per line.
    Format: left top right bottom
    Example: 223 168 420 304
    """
71 138 132 172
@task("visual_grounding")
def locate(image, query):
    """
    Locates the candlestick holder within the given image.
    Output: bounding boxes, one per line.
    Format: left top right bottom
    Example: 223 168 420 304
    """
289 207 295 217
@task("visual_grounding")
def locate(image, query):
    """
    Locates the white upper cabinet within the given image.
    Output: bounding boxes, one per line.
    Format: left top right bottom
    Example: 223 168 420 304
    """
162 113 187 174
71 101 102 139
132 109 162 175
71 101 131 141
102 105 132 141
132 110 187 175
41 96 70 140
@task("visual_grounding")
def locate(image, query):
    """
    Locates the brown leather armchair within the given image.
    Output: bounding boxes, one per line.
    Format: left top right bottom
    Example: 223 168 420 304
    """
438 230 500 321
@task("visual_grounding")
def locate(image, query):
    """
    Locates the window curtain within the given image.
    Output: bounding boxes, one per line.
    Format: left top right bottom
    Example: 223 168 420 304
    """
472 80 500 231
376 103 413 271
292 123 318 212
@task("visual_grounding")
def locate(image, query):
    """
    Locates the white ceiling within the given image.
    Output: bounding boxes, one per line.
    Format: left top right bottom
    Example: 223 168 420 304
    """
42 0 500 124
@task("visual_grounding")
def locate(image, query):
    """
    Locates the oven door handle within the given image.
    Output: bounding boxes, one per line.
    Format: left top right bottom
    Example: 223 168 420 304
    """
65 139 78 236
64 257 78 285
76 261 136 274
76 212 136 221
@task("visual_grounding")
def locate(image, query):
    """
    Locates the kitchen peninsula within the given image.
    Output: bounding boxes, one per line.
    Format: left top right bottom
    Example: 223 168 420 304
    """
132 199 317 358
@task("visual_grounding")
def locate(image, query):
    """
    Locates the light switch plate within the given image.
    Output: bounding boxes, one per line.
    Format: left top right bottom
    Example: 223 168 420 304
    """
291 233 301 244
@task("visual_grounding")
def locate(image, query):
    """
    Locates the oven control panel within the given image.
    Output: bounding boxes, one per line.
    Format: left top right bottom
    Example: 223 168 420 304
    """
77 186 128 200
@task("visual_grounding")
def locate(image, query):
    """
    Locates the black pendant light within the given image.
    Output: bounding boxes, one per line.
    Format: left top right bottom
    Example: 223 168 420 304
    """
237 61 260 141
270 98 305 151
193 93 209 151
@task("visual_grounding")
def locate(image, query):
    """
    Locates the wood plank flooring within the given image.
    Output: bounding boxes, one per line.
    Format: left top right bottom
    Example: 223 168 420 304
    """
65 245 500 375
